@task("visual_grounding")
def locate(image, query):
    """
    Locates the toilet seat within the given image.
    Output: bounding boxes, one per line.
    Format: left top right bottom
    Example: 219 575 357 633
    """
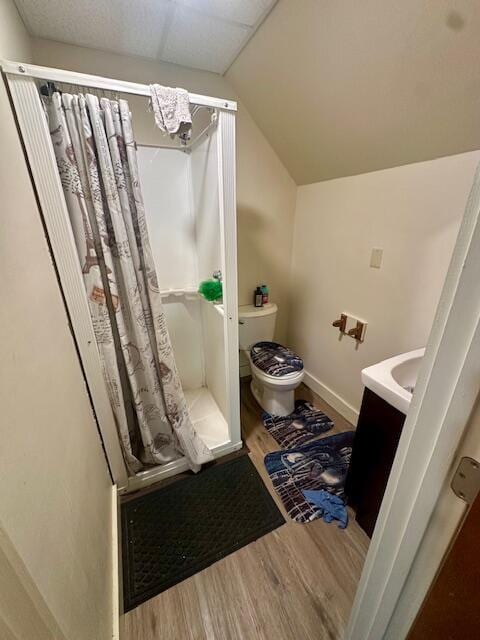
250 361 304 387
250 341 304 378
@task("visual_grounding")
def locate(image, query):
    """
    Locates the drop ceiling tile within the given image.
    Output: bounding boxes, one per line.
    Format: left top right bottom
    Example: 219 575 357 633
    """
174 0 275 27
15 0 170 59
161 5 250 73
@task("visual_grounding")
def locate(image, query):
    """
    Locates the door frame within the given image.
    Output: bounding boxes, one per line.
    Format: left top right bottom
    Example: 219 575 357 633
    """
4 59 480 639
346 161 480 639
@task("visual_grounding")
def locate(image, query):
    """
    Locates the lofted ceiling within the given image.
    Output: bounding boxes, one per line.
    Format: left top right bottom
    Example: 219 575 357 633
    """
14 0 277 74
226 0 480 185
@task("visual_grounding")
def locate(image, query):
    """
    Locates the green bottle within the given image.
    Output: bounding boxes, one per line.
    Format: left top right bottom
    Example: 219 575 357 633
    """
261 284 269 305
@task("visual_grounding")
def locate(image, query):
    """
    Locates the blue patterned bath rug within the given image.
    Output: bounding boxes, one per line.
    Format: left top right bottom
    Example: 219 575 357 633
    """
262 399 334 449
264 431 355 523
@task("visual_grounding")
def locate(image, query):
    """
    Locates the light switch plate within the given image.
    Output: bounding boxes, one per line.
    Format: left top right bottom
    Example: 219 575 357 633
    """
370 247 383 269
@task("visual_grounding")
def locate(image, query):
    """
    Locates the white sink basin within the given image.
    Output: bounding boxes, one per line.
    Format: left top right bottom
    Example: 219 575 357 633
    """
361 348 425 414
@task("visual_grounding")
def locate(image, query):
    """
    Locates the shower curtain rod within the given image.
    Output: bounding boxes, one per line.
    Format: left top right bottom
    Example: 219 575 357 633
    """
1 60 237 112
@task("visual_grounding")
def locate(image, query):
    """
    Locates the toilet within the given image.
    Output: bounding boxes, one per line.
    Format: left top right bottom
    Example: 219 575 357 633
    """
238 303 304 416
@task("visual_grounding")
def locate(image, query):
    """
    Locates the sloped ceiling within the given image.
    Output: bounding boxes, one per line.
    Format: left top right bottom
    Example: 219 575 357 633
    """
226 0 480 185
14 0 277 74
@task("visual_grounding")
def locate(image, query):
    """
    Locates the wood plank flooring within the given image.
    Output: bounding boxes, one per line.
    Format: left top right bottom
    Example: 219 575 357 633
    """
124 381 369 640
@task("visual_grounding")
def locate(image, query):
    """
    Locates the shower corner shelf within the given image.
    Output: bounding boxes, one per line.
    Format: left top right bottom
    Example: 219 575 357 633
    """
158 288 225 314
159 287 200 300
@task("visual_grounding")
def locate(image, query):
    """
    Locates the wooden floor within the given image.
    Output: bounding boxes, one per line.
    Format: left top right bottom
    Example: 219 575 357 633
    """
124 381 369 640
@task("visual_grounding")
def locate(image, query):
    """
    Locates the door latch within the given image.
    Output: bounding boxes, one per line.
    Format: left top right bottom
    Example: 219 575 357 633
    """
451 457 480 504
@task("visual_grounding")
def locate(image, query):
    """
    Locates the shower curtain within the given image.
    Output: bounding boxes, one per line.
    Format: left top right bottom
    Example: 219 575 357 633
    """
47 91 213 473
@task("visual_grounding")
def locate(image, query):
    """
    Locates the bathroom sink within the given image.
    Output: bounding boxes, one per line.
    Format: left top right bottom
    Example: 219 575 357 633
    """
361 348 425 414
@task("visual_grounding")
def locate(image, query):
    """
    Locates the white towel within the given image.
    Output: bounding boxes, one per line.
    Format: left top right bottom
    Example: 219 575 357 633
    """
149 84 192 142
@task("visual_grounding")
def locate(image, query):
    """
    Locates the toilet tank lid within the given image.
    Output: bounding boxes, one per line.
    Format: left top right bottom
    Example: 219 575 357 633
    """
238 303 277 319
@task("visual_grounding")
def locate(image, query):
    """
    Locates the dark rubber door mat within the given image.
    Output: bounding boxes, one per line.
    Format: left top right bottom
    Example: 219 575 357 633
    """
121 454 285 611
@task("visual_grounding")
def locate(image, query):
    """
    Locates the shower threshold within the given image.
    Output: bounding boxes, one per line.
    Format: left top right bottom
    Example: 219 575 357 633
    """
124 387 241 493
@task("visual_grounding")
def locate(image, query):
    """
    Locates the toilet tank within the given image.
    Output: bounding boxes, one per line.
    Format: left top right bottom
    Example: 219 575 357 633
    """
238 303 278 350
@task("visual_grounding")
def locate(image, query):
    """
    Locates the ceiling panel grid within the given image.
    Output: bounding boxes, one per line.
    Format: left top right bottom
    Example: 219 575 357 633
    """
15 0 278 73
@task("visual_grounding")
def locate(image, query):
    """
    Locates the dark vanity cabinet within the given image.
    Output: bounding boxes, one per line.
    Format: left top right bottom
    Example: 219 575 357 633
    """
345 387 406 538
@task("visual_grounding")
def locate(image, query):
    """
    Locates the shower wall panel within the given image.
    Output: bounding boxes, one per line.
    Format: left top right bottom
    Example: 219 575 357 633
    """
190 132 221 281
200 301 228 419
138 147 198 290
162 299 205 390
138 136 227 416
138 146 204 390
190 131 227 418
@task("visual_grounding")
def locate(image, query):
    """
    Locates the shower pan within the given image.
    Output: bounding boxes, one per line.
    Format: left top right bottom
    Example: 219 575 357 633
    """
4 60 241 493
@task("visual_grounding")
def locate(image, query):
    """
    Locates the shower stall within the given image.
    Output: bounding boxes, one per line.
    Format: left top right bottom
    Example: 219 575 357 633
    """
5 60 241 492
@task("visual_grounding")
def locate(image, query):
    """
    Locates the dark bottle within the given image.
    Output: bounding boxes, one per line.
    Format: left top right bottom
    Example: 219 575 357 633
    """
254 286 264 307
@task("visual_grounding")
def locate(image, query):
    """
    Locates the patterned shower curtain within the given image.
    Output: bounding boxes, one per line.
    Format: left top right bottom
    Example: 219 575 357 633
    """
47 92 213 473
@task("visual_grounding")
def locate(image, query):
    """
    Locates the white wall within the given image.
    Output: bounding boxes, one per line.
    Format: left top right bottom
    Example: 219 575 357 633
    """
288 152 480 422
0 2 114 638
32 38 297 343
235 104 296 341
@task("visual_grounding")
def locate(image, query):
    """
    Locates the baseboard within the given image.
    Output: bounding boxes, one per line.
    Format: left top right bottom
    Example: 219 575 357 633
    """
303 369 360 426
111 485 121 640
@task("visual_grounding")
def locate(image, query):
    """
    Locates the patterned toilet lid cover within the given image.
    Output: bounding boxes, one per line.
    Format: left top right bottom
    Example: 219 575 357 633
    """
250 341 304 377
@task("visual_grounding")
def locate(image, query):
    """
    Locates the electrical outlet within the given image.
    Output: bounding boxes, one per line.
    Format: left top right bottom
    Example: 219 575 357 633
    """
370 247 383 269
